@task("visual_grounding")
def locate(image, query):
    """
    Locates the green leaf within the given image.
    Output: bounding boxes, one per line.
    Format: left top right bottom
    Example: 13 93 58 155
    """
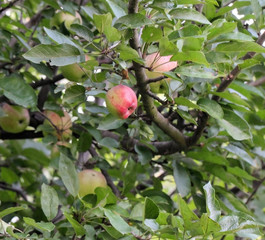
177 195 201 234
23 44 82 66
93 13 112 33
172 51 209 66
203 182 221 221
142 26 163 43
170 8 211 24
98 137 119 148
227 167 257 181
101 225 123 239
22 148 50 166
70 24 93 41
159 37 178 56
95 187 117 206
58 153 79 197
172 160 191 197
104 209 131 234
177 109 197 125
0 205 27 218
115 13 152 28
0 168 19 184
117 44 143 63
175 64 218 79
210 32 254 43
105 0 127 18
230 81 265 99
77 132 92 152
134 145 152 165
200 213 221 235
211 91 250 108
187 149 229 166
44 27 80 49
207 22 237 40
217 109 252 141
216 42 265 53
93 13 121 42
216 186 253 215
41 184 59 221
144 197 159 220
174 96 201 109
224 144 255 166
64 212 86 236
104 26 121 42
197 98 224 119
98 114 125 130
251 0 264 30
23 217 55 232
216 1 251 16
63 85 86 104
0 75 37 108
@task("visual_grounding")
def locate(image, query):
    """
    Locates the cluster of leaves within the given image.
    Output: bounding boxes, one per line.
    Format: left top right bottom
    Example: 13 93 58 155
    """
0 0 265 239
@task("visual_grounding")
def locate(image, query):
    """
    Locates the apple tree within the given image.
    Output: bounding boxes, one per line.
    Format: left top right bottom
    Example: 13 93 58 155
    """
0 0 265 239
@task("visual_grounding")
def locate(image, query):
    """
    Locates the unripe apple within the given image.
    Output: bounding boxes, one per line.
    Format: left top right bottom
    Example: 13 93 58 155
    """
59 55 90 82
0 103 30 133
145 52 177 93
105 85 137 119
43 110 72 141
78 169 107 197
50 11 82 32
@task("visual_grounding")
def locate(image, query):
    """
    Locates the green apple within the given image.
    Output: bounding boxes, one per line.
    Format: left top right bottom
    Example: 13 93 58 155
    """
50 11 82 32
43 110 72 141
105 85 138 119
78 169 107 197
0 103 30 133
60 63 87 82
59 55 90 82
145 52 177 93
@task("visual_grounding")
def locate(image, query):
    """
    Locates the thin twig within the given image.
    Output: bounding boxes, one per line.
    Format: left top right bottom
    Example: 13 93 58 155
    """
0 0 20 14
0 182 28 201
146 90 168 105
145 75 167 84
249 76 265 87
187 31 265 147
88 146 122 198
245 176 265 204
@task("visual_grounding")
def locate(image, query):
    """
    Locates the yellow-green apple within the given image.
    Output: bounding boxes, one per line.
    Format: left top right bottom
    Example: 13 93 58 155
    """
78 169 107 197
0 103 30 133
105 85 137 119
50 11 82 32
59 55 90 82
145 52 177 93
43 110 72 141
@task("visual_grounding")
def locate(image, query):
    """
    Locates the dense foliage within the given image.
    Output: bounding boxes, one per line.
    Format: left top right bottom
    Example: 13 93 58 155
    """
0 0 265 239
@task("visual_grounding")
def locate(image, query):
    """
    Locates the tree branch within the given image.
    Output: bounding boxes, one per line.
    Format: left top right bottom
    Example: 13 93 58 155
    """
245 176 265 204
30 74 64 89
0 0 20 15
88 146 122 198
249 76 265 87
0 181 28 202
101 131 182 155
187 31 265 147
128 0 187 149
0 130 43 140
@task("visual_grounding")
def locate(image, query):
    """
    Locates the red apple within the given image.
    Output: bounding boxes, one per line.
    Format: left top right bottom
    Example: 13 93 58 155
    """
43 110 72 141
78 169 107 197
105 85 137 119
0 103 30 133
145 52 177 93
